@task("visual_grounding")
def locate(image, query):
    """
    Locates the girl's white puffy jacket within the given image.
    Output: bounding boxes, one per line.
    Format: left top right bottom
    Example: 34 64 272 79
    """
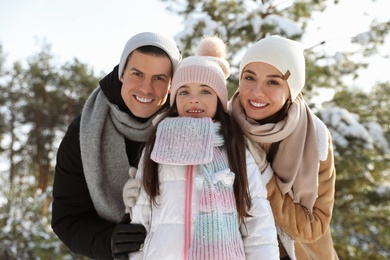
130 147 279 260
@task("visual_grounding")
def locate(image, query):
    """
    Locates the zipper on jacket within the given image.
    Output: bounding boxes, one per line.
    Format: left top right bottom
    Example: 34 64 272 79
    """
184 165 194 260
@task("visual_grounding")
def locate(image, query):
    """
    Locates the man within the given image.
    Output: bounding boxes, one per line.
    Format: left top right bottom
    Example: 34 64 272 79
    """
51 32 181 259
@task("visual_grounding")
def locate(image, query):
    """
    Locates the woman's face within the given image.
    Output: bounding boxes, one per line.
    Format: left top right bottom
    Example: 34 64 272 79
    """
238 62 290 121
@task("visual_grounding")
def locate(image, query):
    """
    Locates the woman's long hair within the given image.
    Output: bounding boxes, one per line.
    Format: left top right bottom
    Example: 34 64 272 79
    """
142 99 251 223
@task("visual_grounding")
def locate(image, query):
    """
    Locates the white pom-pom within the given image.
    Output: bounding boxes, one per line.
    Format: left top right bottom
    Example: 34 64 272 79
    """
196 36 226 59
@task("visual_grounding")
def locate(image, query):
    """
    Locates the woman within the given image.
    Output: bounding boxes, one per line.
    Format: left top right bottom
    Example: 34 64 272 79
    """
229 35 339 260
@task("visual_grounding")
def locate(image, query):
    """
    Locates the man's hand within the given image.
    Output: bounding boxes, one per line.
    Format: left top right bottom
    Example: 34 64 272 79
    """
111 213 146 259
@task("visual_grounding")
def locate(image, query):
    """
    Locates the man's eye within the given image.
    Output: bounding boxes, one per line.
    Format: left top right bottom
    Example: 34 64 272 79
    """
155 76 165 81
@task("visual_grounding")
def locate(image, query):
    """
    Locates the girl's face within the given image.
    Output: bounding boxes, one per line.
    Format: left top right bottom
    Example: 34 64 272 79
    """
175 83 218 118
238 62 291 121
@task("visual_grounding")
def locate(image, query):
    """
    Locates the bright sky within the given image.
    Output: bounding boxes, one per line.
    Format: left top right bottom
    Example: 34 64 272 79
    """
0 0 389 89
0 0 182 74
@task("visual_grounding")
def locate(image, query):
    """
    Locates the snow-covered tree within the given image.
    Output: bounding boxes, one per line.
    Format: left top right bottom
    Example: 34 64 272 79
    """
0 43 98 259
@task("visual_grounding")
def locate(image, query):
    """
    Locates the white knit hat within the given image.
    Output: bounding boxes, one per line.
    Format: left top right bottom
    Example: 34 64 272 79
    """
118 32 181 79
239 35 305 101
170 36 230 111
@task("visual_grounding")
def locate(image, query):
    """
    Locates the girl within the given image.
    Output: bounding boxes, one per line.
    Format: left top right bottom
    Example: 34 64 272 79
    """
229 35 339 260
128 36 279 259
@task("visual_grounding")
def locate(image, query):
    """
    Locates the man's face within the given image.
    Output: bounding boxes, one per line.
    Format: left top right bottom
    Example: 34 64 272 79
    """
120 50 172 118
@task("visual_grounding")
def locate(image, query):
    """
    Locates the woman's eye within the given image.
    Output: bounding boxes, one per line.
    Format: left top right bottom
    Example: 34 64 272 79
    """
178 90 188 95
243 75 254 81
268 80 279 86
201 90 211 94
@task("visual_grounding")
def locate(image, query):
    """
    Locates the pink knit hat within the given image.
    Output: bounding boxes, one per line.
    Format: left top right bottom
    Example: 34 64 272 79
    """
170 36 230 111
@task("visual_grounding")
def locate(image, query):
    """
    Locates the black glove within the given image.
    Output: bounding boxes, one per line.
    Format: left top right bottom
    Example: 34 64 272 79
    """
111 213 146 260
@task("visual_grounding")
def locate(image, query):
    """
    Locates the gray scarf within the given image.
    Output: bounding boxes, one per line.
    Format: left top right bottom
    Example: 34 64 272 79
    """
80 87 155 222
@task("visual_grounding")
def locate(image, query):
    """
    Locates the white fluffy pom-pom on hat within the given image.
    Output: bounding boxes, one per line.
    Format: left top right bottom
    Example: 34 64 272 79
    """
170 36 230 111
239 35 305 101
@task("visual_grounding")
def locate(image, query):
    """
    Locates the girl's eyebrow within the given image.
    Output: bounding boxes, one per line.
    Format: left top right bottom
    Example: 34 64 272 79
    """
179 84 211 89
178 85 189 89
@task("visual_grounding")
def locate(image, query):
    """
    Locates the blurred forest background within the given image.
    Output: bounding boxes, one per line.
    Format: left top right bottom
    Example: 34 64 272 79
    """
0 0 389 259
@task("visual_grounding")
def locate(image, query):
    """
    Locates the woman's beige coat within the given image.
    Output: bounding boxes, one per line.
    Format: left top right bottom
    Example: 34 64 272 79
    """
248 135 338 260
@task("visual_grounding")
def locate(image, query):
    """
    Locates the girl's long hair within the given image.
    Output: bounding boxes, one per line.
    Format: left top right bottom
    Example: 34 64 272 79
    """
142 99 251 223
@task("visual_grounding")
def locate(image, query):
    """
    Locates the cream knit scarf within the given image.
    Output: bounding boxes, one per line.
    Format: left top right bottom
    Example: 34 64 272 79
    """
80 87 155 222
230 92 328 213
